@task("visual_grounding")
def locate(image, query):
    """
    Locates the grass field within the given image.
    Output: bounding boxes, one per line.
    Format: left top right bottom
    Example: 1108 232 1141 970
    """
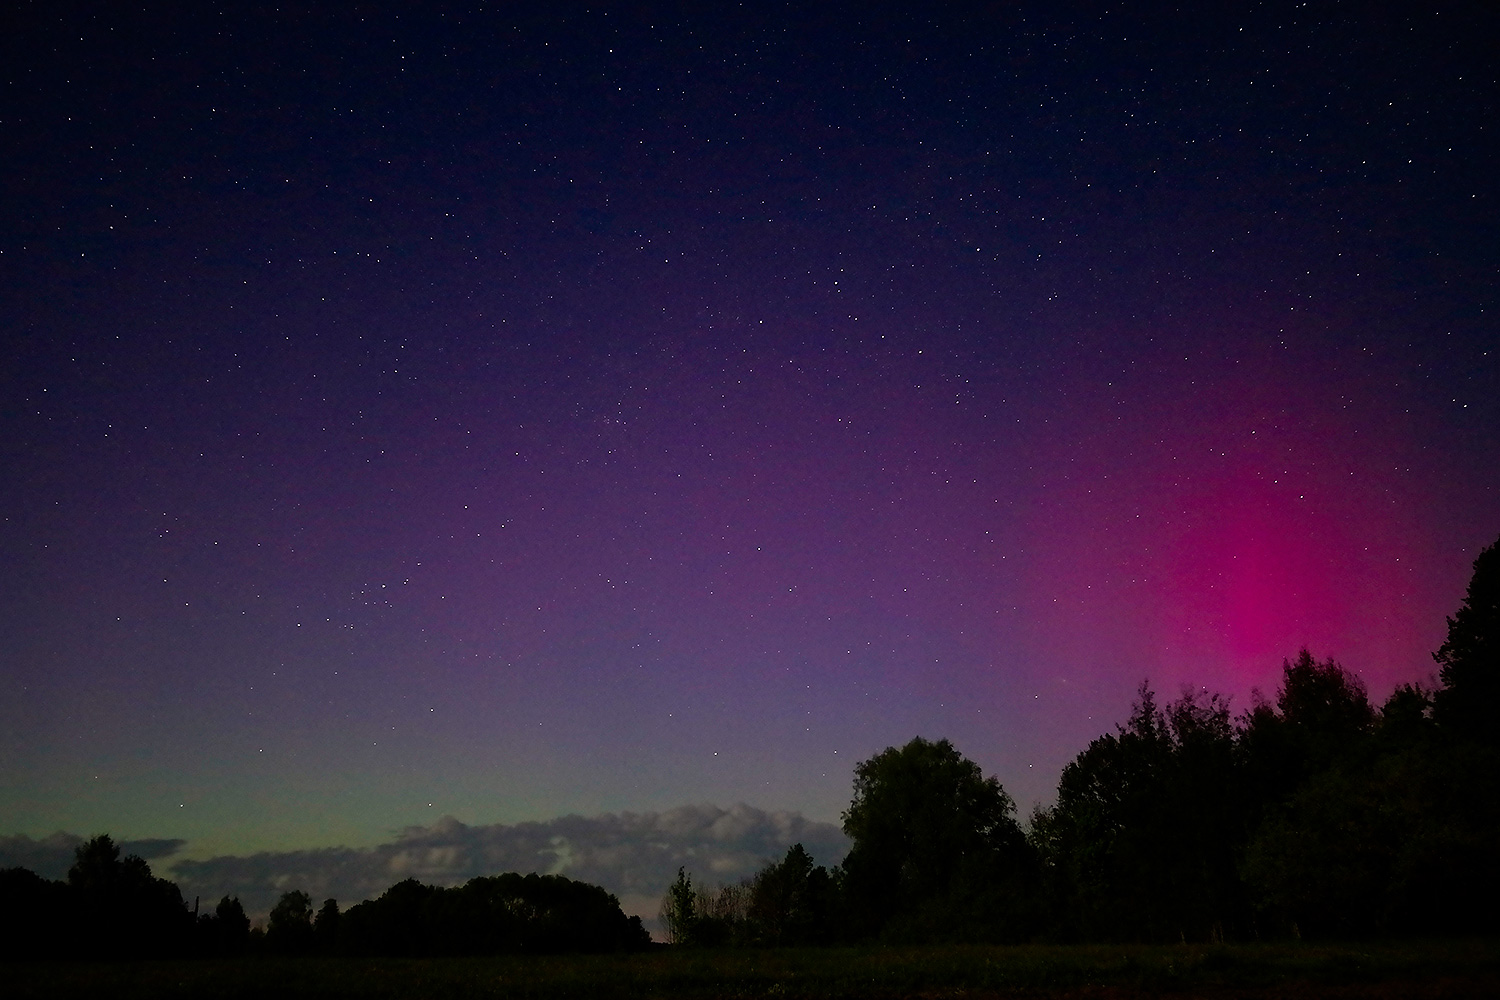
6 939 1498 998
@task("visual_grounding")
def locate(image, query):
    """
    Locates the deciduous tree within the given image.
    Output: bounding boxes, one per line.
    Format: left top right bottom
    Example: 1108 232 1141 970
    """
841 737 1030 940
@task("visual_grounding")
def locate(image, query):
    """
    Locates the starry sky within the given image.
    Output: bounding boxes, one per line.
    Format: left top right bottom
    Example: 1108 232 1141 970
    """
2 1 1496 889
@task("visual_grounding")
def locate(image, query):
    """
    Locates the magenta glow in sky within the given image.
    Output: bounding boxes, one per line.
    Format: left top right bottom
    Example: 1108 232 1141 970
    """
1 3 1495 898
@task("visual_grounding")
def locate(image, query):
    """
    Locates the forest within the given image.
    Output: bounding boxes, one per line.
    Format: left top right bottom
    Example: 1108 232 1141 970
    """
1 535 1495 960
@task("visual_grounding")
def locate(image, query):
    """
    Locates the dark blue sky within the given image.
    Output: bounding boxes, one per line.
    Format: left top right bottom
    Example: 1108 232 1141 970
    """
2 1 1495 894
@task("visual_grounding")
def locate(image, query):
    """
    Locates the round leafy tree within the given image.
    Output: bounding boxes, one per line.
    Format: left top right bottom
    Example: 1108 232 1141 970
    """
841 737 1029 939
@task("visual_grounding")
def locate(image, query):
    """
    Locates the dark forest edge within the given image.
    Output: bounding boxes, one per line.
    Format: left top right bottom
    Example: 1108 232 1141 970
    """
0 848 652 960
3 535 1497 960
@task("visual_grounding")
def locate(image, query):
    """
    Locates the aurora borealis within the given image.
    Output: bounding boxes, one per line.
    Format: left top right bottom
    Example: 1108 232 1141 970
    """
1 3 1495 916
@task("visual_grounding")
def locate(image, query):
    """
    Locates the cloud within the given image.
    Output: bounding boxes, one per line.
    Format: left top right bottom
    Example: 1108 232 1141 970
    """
167 803 847 929
0 832 187 881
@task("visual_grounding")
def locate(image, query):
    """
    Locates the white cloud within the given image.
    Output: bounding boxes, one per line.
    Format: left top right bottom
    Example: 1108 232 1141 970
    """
166 803 847 930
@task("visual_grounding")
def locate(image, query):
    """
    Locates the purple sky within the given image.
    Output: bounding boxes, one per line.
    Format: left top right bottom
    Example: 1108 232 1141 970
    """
2 3 1496 909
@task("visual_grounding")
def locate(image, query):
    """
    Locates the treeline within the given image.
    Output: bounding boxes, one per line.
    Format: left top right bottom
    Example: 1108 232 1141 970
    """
3 537 1494 955
0 836 649 960
665 535 1500 945
312 874 651 956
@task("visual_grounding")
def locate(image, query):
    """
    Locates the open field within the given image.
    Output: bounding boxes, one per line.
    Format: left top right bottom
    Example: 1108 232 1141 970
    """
5 939 1499 999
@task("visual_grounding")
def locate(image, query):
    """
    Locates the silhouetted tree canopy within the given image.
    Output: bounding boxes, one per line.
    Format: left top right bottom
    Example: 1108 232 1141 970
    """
202 894 251 956
65 834 191 958
3 535 1498 955
314 897 340 949
840 736 1033 941
748 843 833 946
1434 535 1500 744
1033 685 1246 942
0 853 647 960
337 871 650 956
267 889 315 954
0 866 70 958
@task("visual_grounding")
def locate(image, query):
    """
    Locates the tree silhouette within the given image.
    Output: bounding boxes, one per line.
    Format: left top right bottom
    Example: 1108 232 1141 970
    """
1433 535 1500 744
1242 761 1397 938
66 834 190 957
1276 649 1374 753
338 872 650 956
3 538 1494 954
213 895 251 955
314 897 341 952
692 878 750 947
341 878 431 955
748 843 832 945
0 867 69 958
1238 651 1374 814
1034 685 1246 942
660 867 697 945
841 736 1031 941
1238 670 1499 939
267 889 315 954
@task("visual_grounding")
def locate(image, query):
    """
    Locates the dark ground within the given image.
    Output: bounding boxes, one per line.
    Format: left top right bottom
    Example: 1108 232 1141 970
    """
5 939 1499 998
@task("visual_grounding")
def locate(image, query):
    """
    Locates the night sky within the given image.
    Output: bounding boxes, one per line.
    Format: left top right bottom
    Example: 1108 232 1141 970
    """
2 2 1497 918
